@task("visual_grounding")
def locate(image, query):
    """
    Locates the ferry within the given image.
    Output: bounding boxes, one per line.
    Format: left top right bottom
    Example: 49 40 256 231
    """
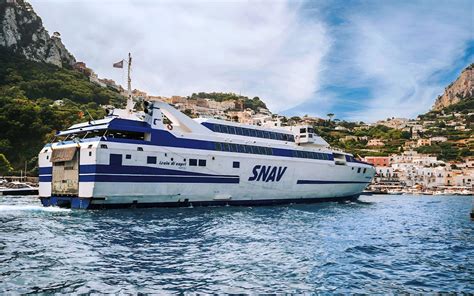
38 55 375 209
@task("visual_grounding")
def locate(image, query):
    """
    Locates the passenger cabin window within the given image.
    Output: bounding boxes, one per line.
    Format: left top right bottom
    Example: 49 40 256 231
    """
233 161 240 168
300 128 306 133
137 147 144 151
106 130 145 141
189 159 197 166
147 156 157 164
198 159 206 167
100 144 108 149
357 168 361 173
126 154 132 159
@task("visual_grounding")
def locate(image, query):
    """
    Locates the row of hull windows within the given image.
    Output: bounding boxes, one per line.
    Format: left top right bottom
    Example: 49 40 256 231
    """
203 123 296 142
214 142 333 160
215 142 273 155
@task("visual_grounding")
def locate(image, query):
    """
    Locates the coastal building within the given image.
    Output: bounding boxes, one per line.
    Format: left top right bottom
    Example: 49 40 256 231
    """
376 117 409 129
89 72 106 87
98 78 122 91
72 61 86 72
364 156 390 167
430 136 448 143
367 150 473 192
340 135 358 143
354 125 370 131
410 124 424 139
367 139 385 147
417 138 431 147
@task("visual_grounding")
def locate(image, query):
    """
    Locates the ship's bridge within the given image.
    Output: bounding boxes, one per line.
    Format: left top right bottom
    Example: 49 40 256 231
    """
282 125 329 147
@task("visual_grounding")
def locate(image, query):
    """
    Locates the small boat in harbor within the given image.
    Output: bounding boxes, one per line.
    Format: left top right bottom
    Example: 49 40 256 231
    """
0 182 39 196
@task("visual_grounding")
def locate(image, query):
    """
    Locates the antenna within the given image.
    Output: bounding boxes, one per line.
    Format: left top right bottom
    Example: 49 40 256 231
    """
84 109 95 123
126 52 134 114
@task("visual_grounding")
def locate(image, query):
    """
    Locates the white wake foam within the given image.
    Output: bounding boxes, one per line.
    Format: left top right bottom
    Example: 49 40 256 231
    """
0 205 71 212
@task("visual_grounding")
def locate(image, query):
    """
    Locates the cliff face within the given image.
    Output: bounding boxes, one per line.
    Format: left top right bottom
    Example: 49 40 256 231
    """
432 64 474 111
0 0 75 67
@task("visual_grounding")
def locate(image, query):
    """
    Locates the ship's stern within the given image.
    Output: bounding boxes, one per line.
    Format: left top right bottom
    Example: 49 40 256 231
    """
38 142 96 209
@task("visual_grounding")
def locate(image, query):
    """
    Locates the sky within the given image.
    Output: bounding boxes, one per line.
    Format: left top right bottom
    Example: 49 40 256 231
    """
29 0 474 122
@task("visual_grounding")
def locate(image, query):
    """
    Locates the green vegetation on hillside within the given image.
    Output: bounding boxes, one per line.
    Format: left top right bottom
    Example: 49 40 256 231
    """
188 92 267 112
315 124 410 157
0 49 124 173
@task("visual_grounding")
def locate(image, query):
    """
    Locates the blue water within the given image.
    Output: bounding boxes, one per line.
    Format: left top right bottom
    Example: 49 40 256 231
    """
0 195 473 293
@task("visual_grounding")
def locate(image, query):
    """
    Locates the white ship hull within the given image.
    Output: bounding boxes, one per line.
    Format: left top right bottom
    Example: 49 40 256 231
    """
38 101 375 209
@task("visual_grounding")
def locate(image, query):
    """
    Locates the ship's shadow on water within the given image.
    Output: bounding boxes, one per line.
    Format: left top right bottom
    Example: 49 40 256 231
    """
0 195 473 294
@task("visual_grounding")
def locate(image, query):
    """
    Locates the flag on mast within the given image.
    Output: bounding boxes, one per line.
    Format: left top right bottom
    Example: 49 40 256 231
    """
113 60 124 68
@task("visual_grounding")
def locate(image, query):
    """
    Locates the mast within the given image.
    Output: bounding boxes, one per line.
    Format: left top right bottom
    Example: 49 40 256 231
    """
126 52 133 113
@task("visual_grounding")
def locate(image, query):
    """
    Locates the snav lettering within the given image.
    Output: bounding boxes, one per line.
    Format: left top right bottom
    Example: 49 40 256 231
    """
248 165 287 182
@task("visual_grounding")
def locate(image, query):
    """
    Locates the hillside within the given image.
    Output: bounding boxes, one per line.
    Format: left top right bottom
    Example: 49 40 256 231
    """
0 0 125 174
432 63 474 111
318 64 473 161
0 48 123 173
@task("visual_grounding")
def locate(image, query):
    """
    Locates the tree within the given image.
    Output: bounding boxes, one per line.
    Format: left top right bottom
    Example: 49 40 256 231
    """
0 153 13 176
327 113 334 123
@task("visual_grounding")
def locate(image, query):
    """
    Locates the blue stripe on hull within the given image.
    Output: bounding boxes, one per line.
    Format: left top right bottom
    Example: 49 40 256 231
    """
79 174 239 183
39 167 52 175
297 180 371 184
39 176 52 182
79 164 237 177
40 194 360 209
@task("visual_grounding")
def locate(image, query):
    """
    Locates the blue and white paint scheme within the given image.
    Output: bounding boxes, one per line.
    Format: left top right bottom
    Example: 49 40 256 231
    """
38 101 375 209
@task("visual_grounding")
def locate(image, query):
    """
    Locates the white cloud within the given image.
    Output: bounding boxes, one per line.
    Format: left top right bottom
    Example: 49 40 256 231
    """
29 0 330 112
331 1 473 121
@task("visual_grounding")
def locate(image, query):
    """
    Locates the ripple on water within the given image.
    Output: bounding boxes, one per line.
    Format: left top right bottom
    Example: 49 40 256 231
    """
0 195 473 293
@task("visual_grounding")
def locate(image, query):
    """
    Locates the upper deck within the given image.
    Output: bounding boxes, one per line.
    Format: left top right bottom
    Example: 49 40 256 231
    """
48 101 371 166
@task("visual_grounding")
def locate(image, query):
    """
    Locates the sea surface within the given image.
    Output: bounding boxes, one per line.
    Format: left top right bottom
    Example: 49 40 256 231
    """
0 194 473 293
